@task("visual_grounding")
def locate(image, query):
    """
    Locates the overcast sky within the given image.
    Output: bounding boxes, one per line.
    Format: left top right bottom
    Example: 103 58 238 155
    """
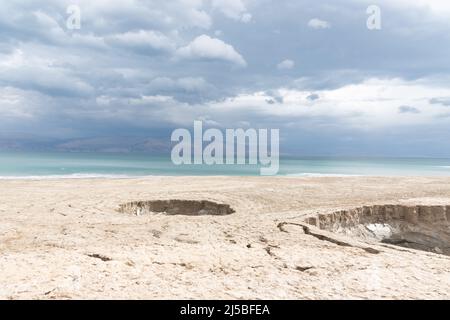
1 0 450 156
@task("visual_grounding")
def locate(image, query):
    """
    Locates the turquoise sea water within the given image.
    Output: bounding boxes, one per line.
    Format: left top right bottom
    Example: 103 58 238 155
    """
0 152 450 178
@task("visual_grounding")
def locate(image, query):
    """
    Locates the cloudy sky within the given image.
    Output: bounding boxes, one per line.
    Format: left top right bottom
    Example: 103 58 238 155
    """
1 0 450 156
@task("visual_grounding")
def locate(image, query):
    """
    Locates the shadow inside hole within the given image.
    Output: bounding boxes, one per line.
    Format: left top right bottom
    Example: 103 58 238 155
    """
305 205 450 256
118 199 235 216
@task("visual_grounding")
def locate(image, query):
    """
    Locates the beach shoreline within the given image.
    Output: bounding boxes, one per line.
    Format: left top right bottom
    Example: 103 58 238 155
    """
1 176 449 299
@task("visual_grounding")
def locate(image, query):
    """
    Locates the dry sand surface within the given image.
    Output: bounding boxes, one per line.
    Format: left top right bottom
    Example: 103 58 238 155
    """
0 176 449 299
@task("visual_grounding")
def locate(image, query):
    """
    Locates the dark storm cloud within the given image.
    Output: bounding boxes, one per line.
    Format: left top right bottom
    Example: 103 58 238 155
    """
398 106 420 114
307 93 320 101
1 1 450 155
430 98 450 107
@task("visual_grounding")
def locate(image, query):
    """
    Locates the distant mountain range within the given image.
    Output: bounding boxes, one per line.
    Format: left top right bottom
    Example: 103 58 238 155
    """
0 135 171 153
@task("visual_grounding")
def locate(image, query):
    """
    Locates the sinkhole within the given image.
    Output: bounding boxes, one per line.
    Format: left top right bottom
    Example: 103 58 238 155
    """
118 199 235 216
305 205 450 256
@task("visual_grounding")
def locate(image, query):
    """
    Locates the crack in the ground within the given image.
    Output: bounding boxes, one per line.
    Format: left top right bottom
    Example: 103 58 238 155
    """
87 253 113 261
296 266 314 272
277 222 380 254
263 245 280 258
152 261 194 269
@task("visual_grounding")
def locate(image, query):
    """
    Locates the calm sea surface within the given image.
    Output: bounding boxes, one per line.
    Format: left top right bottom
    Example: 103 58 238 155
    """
0 152 450 178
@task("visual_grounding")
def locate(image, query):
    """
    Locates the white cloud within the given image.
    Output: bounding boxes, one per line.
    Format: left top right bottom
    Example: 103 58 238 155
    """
106 30 175 52
10 77 450 132
0 49 94 97
198 78 450 130
149 76 211 92
277 59 295 70
81 0 213 30
176 35 247 67
241 13 252 23
176 77 210 92
307 18 330 29
376 0 450 16
0 87 38 119
211 0 252 22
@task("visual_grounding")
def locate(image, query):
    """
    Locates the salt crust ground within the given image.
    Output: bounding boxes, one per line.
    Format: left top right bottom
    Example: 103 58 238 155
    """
0 176 449 299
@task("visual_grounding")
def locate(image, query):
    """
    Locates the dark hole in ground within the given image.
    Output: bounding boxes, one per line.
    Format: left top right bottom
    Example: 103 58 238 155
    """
305 205 450 256
118 200 235 216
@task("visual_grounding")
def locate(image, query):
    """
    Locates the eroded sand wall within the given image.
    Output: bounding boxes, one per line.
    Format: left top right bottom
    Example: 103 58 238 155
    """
118 199 235 216
305 205 449 231
305 205 450 255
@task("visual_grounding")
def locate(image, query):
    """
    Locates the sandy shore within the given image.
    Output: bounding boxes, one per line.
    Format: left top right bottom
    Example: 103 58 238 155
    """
0 176 449 299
